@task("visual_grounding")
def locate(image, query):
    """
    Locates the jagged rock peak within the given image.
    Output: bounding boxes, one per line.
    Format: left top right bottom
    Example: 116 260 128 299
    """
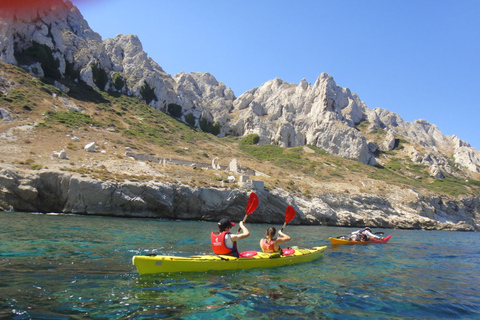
174 71 235 101
1 0 72 22
0 0 101 65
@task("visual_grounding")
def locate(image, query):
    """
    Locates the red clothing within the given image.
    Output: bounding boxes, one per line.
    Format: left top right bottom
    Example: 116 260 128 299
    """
260 238 278 253
211 231 238 256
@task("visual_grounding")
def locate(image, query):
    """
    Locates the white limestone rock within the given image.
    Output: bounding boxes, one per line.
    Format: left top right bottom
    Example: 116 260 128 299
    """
454 146 480 172
84 142 97 152
382 130 396 151
227 73 375 165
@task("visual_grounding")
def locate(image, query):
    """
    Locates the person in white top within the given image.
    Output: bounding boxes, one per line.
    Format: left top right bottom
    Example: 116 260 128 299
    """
349 227 382 241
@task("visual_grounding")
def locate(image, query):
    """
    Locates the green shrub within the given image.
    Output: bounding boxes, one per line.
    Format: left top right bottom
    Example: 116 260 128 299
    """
239 134 260 145
167 103 182 118
30 164 43 170
184 113 196 127
65 61 78 79
113 72 125 90
23 42 61 79
140 81 157 104
91 64 108 90
199 118 221 135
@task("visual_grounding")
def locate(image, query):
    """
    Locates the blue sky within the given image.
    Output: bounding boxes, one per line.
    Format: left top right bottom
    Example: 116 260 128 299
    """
74 0 480 150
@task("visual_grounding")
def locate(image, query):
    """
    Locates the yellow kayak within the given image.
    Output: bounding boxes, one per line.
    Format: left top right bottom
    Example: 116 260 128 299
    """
132 246 327 274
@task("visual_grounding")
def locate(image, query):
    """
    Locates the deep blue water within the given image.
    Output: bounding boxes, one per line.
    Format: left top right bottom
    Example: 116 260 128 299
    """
0 212 479 319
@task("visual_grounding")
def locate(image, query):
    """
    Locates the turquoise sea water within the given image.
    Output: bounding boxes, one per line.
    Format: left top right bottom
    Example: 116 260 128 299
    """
0 212 479 319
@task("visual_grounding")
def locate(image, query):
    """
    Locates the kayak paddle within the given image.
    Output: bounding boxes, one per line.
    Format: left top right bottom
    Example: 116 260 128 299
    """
280 205 296 232
237 192 259 233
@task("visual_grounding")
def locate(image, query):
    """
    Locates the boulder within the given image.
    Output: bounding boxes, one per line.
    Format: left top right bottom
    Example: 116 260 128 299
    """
0 108 13 121
84 142 97 152
52 149 67 159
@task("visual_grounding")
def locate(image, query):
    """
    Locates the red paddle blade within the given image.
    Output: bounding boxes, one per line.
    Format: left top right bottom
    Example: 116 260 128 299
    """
285 205 296 223
246 192 259 215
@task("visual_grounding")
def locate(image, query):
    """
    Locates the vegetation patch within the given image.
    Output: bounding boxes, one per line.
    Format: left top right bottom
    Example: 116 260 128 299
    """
167 103 182 118
65 61 78 80
356 120 370 132
199 118 221 135
67 80 110 103
113 72 125 90
428 177 470 196
240 144 284 161
184 113 196 127
41 110 103 128
140 81 157 104
91 64 108 90
7 90 28 102
306 144 328 155
18 41 61 79
239 134 260 145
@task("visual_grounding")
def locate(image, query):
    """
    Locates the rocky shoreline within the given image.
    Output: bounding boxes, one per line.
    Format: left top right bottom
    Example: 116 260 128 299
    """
1 165 478 231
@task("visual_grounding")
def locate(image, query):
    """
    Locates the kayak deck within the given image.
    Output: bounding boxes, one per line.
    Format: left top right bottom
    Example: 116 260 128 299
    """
132 246 327 274
329 235 392 245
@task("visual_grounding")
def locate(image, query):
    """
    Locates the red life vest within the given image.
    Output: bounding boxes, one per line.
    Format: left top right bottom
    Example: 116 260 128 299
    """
260 238 277 253
211 231 238 256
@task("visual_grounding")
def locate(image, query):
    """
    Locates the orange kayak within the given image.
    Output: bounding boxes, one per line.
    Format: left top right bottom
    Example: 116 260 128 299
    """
329 235 392 245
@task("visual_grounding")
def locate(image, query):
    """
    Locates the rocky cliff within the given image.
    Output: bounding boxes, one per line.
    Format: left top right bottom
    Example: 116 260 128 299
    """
1 165 478 231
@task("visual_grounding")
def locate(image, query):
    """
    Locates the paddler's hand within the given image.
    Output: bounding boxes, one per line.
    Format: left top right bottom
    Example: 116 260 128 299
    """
232 221 249 240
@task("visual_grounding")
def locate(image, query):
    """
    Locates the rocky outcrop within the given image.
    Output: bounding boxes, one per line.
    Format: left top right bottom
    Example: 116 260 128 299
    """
0 1 179 111
1 166 478 231
224 75 376 165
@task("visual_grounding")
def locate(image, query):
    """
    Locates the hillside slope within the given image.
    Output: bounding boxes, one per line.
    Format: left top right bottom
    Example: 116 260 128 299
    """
1 62 480 230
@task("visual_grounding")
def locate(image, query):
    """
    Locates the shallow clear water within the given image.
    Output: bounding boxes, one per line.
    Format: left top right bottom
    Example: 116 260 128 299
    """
1 212 479 319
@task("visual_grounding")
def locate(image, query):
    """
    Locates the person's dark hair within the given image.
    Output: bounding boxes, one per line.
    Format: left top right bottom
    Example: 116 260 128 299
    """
266 227 276 240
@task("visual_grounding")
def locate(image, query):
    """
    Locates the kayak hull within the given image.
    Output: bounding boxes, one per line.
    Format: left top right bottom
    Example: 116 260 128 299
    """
329 235 392 245
132 246 327 274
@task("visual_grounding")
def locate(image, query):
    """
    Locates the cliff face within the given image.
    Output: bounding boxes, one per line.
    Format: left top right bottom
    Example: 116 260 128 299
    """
1 0 479 174
0 166 478 231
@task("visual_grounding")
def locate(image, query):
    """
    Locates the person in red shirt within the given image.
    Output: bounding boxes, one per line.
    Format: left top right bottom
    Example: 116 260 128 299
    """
211 218 250 257
259 227 290 253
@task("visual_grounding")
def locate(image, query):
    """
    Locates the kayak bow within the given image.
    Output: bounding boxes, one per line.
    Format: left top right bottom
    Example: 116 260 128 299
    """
132 246 327 274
